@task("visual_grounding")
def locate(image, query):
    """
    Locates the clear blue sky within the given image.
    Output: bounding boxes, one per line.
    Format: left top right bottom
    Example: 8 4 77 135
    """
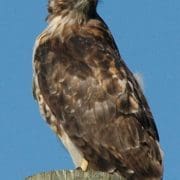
0 0 179 179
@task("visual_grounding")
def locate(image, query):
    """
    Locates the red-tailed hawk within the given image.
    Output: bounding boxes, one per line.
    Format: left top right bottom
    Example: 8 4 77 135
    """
33 0 163 179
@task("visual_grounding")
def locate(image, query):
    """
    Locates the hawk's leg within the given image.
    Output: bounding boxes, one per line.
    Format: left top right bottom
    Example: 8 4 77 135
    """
80 158 89 171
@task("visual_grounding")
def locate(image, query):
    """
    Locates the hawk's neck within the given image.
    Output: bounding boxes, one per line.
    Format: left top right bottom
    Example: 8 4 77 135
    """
46 10 99 41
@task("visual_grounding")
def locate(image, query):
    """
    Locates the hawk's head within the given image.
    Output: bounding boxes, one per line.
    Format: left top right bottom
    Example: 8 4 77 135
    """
47 0 98 22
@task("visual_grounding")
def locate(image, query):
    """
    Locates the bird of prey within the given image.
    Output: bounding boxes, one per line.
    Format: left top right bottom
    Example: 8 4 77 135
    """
32 0 163 179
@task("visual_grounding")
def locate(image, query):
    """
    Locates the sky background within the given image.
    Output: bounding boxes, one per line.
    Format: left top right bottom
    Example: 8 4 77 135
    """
0 0 179 179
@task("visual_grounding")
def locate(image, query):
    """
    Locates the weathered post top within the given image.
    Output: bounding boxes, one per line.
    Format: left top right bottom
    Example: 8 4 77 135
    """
26 170 125 180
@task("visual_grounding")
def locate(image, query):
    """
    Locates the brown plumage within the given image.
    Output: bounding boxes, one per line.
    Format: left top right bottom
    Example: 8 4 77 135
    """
33 0 163 179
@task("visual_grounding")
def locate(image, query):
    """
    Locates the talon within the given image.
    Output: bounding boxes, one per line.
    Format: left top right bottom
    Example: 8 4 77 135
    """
75 167 82 171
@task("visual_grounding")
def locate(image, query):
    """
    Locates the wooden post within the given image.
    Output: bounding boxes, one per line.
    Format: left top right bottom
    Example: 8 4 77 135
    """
26 170 125 180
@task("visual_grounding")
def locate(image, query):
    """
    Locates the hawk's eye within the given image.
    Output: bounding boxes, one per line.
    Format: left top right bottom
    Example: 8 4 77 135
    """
48 7 53 14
